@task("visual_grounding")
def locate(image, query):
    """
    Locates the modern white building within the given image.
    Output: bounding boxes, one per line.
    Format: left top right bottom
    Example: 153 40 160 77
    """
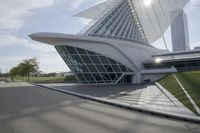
171 9 190 51
30 0 193 84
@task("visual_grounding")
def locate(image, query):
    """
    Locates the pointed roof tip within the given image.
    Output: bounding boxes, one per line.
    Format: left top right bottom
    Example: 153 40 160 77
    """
28 33 36 38
29 32 52 41
29 33 36 40
29 33 43 39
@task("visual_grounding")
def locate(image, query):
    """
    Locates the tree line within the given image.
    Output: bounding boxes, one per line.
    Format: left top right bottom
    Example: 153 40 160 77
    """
9 58 39 81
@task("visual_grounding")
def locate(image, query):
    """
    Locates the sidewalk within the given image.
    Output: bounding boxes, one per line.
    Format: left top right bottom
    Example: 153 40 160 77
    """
40 83 196 117
0 82 33 88
137 84 194 116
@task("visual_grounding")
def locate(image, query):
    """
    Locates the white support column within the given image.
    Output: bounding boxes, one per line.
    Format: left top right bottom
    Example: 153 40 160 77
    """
133 72 142 84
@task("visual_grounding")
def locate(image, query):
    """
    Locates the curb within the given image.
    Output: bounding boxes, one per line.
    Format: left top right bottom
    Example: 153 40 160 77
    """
30 82 200 124
155 82 178 106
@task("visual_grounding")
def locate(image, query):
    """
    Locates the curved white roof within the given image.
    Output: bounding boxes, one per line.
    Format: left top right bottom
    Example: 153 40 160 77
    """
74 0 189 44
29 32 163 72
29 32 153 48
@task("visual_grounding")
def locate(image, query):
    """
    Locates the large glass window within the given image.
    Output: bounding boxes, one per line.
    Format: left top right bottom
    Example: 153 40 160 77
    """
96 65 106 72
77 74 87 82
104 65 114 72
79 65 89 72
81 55 93 64
71 55 83 64
112 65 121 72
84 74 95 82
65 46 77 55
90 56 101 64
76 47 87 55
87 65 98 72
99 56 109 64
109 59 117 64
55 45 134 84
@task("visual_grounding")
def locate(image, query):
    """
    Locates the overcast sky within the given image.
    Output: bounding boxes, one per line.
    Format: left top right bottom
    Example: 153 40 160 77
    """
0 0 200 73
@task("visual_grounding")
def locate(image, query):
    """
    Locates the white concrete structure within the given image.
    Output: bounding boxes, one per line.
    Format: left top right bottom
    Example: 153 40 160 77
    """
30 0 189 84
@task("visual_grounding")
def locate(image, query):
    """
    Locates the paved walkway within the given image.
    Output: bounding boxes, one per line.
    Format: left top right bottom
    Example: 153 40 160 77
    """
0 82 33 88
41 83 195 117
137 84 194 116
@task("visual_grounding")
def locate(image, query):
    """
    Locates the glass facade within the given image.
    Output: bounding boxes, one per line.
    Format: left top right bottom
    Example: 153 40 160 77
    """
144 59 200 71
55 45 133 84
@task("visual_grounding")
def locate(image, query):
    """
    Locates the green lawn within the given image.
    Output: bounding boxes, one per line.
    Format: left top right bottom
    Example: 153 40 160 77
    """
159 73 198 114
16 76 77 83
29 76 66 83
175 71 200 109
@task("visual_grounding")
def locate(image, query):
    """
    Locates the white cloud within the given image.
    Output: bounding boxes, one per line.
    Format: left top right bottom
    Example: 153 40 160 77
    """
0 34 55 52
0 0 56 31
0 0 106 31
54 0 84 9
0 0 86 31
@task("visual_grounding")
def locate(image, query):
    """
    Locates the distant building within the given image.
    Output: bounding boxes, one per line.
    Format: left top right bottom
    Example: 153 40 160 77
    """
56 72 73 77
194 46 200 51
171 9 190 52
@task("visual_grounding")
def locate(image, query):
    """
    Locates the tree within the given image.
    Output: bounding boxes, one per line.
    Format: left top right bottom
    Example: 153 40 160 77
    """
20 58 39 80
10 67 19 77
9 58 39 81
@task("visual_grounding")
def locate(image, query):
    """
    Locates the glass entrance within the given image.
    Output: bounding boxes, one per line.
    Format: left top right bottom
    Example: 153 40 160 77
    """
118 75 133 84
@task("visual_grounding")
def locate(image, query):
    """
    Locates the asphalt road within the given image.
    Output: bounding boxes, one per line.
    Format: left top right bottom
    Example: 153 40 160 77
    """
0 84 200 133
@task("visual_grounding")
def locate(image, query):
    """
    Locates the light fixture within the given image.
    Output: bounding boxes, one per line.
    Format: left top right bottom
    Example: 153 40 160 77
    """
155 58 162 63
144 0 152 7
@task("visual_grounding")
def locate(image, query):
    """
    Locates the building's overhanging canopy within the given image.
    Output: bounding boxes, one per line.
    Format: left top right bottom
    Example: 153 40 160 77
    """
74 0 189 44
29 32 152 48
